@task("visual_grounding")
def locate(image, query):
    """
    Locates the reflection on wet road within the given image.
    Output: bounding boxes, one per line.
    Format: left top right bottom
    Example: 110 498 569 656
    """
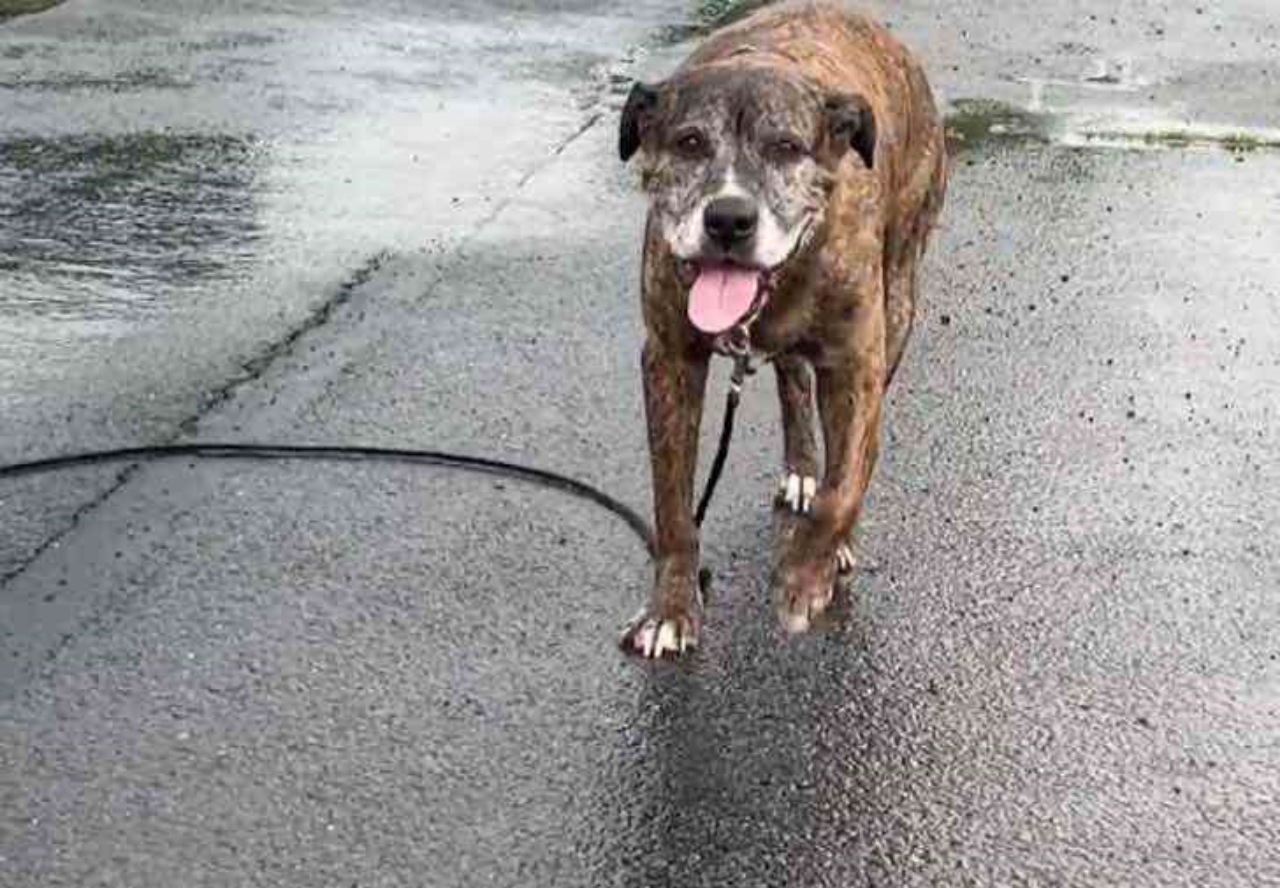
0 0 684 577
0 133 262 320
2 1 1279 886
0 0 675 440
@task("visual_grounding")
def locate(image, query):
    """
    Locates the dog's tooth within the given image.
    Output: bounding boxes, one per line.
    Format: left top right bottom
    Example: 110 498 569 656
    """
801 477 816 511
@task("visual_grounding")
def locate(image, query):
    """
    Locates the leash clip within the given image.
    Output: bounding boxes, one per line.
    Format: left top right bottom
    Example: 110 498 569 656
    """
724 323 755 395
721 322 752 358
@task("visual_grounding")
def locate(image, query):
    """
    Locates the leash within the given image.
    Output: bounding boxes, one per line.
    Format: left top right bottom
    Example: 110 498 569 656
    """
0 365 752 553
695 311 767 527
0 443 655 555
694 351 753 528
0 337 760 586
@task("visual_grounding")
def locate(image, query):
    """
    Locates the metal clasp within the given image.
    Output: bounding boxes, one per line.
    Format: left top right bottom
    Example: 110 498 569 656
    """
723 323 752 359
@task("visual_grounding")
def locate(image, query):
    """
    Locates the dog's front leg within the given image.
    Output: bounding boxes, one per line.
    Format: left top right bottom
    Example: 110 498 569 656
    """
775 337 885 634
621 340 709 659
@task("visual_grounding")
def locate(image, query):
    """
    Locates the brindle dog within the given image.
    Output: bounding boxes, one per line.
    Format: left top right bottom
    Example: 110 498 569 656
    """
619 1 947 658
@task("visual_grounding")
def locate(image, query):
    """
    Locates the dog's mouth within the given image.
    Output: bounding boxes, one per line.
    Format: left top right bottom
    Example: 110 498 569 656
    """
682 263 767 334
677 217 816 335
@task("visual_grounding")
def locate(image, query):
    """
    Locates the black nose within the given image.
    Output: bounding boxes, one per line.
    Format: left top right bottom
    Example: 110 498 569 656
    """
703 195 758 247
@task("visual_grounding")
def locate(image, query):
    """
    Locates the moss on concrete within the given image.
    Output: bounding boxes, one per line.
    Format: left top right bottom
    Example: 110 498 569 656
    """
0 0 64 22
945 99 1055 151
1 0 65 22
659 0 773 43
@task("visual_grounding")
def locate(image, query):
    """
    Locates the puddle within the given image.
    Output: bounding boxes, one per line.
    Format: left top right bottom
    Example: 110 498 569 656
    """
656 0 771 44
945 98 1056 151
0 133 264 320
946 98 1280 156
641 8 1277 162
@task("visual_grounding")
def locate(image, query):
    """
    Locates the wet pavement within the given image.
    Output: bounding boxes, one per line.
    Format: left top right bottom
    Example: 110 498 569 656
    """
2 1 1280 886
0 0 684 573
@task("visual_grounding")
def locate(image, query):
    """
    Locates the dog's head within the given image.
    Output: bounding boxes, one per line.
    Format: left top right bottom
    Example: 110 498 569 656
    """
619 64 875 333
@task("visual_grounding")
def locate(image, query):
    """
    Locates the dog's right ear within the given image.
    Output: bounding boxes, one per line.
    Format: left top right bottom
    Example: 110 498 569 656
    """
619 81 659 162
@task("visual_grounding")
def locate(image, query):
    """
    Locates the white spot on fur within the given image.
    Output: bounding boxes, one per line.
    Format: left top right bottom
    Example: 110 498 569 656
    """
718 168 750 200
665 167 808 269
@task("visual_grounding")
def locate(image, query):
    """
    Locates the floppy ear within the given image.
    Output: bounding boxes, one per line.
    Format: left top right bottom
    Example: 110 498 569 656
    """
619 81 659 162
824 94 877 170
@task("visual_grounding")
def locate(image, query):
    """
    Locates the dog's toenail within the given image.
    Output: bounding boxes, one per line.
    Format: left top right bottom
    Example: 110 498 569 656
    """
785 473 801 509
655 621 679 657
636 622 657 657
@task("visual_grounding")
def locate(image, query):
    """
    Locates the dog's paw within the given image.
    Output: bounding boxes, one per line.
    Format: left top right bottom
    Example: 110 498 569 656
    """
774 557 837 634
775 472 818 514
620 611 699 659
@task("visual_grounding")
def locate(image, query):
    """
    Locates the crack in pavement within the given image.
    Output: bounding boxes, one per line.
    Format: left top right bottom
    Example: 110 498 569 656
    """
0 253 388 592
0 88 616 596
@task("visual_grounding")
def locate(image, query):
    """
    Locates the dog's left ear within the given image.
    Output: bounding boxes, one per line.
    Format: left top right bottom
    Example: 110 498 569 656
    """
619 81 660 162
824 93 877 170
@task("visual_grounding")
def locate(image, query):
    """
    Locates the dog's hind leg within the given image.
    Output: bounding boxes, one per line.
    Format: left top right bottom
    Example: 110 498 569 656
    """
774 355 857 574
883 246 919 386
774 295 887 633
885 146 947 385
773 355 857 575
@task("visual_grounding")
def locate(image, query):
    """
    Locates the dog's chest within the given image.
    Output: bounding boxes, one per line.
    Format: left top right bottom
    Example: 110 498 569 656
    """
745 287 823 359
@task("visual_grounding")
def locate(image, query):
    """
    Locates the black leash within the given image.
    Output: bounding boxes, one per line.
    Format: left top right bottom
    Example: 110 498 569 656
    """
0 359 753 565
0 442 655 554
695 352 752 528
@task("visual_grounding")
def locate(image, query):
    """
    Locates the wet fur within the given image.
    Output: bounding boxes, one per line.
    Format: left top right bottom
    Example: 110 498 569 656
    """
620 1 948 657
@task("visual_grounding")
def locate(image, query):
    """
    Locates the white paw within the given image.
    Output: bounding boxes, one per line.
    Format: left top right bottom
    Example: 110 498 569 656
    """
776 472 817 514
777 580 835 635
836 542 857 574
622 613 697 659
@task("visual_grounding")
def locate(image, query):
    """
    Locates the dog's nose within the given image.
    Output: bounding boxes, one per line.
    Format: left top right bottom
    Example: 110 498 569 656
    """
703 196 758 247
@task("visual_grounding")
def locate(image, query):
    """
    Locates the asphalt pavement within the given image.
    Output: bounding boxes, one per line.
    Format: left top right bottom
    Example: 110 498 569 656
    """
2 1 1279 886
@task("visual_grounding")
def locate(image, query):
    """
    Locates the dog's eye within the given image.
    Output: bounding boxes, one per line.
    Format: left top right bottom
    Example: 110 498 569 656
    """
673 132 708 157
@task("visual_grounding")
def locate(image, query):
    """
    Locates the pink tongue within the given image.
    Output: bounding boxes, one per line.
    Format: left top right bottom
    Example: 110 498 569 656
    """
687 266 762 334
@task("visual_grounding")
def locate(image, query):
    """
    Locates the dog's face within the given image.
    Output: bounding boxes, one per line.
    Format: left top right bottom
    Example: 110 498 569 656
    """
620 66 875 275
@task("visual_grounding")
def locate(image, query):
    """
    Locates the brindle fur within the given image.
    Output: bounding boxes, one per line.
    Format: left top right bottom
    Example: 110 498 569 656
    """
621 1 947 655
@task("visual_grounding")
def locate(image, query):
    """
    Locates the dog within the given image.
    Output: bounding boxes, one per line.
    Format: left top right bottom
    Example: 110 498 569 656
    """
618 1 947 658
